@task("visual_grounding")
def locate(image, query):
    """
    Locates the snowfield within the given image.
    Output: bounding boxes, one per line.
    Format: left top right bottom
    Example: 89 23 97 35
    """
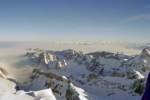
0 42 149 100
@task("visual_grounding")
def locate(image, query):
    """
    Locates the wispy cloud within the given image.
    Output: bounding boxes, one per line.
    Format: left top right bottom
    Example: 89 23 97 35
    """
124 14 150 23
128 14 150 21
122 3 150 23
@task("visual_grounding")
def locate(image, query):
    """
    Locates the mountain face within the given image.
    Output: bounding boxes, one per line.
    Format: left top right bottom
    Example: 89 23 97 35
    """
0 48 150 100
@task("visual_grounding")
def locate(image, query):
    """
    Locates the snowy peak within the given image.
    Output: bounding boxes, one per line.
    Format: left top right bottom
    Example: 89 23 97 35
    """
141 48 150 58
87 51 129 60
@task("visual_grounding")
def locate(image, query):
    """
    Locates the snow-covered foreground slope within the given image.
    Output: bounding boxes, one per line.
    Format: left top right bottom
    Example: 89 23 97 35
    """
0 46 150 100
0 65 57 100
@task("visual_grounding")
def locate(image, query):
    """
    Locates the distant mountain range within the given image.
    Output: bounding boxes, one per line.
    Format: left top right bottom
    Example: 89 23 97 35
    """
0 47 150 100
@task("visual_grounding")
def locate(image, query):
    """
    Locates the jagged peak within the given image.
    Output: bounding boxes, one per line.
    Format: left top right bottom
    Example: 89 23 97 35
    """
141 47 150 58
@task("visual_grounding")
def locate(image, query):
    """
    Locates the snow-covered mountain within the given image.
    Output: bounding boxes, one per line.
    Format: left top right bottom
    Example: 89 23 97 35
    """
0 48 150 100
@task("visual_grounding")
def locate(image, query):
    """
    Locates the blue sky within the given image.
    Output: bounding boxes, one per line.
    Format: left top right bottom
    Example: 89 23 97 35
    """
0 0 150 42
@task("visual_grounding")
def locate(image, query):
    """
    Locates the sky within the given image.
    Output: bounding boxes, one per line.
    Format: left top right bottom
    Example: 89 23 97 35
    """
0 0 150 42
